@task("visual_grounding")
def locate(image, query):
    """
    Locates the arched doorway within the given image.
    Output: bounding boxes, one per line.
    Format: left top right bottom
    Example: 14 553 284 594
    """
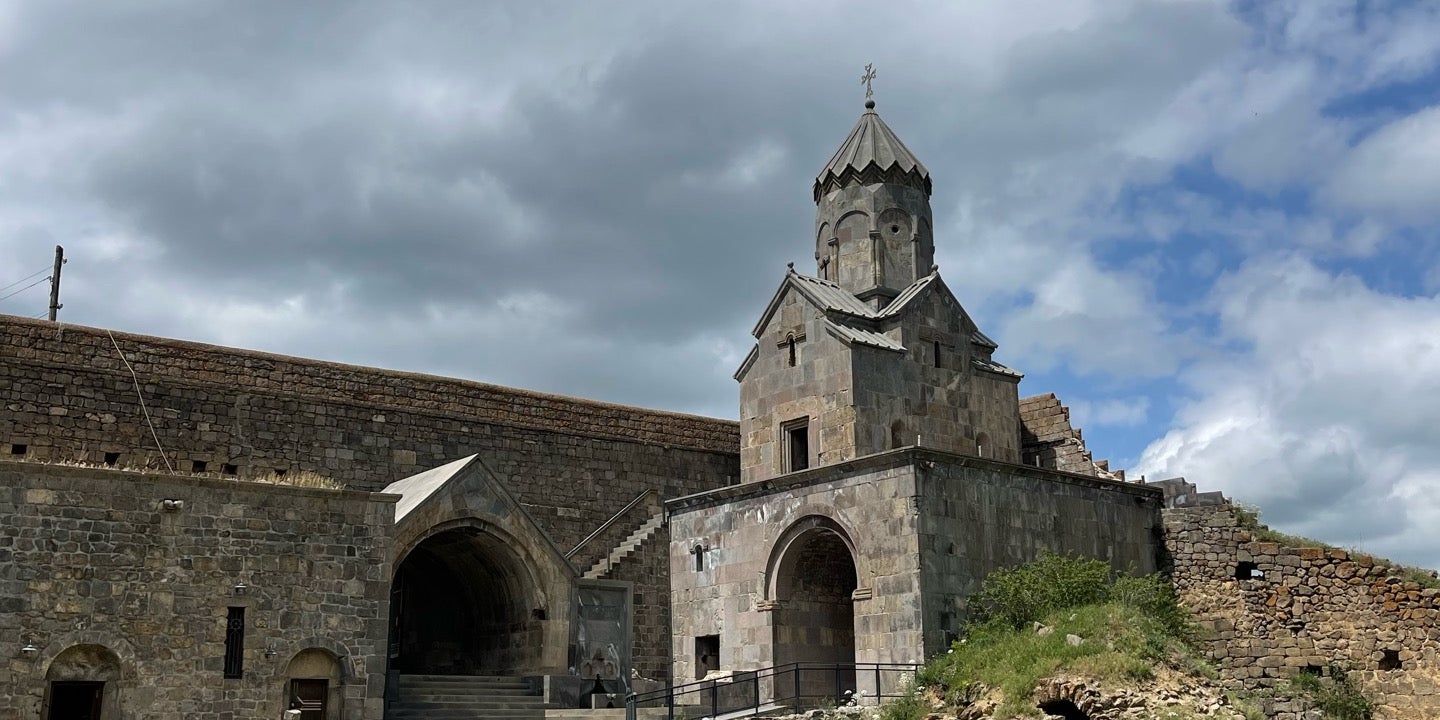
285 648 342 719
769 516 858 702
389 525 543 675
44 644 122 720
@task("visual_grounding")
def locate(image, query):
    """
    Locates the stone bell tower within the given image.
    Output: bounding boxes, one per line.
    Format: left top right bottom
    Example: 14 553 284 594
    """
735 95 1024 485
813 98 934 311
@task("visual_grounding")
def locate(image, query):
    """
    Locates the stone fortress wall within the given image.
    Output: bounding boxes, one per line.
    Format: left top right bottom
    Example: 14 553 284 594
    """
0 314 742 680
1164 501 1440 719
0 460 397 720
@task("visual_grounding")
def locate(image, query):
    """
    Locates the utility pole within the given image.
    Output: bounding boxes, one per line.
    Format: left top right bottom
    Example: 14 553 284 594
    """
47 244 64 321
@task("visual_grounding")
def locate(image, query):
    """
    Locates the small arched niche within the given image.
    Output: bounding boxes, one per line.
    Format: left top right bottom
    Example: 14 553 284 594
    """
44 644 123 720
975 432 992 458
285 648 343 719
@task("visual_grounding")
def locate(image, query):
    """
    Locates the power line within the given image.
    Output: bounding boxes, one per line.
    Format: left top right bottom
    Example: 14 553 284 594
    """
0 266 50 294
0 275 51 304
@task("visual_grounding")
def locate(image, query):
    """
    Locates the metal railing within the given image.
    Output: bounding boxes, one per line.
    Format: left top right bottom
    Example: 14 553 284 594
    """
565 488 656 561
626 662 921 720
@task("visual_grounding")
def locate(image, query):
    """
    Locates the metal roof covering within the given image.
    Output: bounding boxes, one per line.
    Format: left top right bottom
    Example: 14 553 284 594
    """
790 272 877 318
877 274 937 319
814 101 932 202
825 320 905 352
971 357 1023 378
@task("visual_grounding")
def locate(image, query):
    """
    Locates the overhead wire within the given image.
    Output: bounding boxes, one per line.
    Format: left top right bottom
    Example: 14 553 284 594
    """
0 266 50 294
0 275 52 304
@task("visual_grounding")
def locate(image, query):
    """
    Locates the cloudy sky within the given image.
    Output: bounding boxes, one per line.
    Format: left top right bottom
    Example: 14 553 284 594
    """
2 1 1438 568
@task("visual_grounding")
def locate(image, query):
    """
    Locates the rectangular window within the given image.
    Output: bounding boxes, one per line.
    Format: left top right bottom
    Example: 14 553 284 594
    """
783 419 810 472
695 635 720 679
224 606 245 679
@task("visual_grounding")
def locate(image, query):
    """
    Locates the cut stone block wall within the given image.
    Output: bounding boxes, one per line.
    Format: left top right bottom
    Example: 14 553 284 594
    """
1 314 742 680
668 448 1165 684
0 460 396 720
1165 505 1440 720
918 454 1163 655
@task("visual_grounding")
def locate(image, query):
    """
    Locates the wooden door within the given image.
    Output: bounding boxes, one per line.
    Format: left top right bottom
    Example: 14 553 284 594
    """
48 681 103 720
289 679 327 720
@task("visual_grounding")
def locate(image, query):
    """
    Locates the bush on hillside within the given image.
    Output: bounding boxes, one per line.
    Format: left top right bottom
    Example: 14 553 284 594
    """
967 551 1111 629
967 551 1191 639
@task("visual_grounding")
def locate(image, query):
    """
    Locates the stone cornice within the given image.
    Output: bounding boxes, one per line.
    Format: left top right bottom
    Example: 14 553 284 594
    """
666 446 1161 514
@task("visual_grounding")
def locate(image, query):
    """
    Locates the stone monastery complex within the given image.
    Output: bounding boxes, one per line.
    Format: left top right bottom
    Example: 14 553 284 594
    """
2 99 1438 720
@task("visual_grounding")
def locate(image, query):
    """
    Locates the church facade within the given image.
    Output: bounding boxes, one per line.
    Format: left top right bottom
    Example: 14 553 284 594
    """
0 99 1155 720
669 100 1160 689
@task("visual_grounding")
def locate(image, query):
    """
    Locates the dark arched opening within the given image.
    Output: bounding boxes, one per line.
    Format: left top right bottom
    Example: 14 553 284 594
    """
44 644 122 720
1038 699 1090 720
389 526 541 675
771 520 858 702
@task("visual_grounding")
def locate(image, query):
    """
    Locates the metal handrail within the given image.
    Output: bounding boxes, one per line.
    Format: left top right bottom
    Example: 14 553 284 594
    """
565 488 657 560
626 661 921 720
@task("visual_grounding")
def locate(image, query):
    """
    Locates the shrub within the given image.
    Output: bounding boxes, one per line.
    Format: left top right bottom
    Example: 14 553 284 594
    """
968 551 1110 628
1109 573 1193 641
1291 666 1373 720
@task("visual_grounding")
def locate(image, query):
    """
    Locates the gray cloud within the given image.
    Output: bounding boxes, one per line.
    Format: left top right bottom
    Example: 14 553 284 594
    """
4 1 1440 567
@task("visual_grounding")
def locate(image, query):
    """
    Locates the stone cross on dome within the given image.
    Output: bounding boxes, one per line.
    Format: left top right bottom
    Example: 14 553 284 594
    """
861 63 877 103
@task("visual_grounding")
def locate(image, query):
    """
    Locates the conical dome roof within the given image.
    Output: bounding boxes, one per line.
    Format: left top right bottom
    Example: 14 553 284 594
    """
813 100 931 203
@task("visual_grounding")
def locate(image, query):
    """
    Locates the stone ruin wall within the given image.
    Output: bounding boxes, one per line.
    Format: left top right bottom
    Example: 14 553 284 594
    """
1 315 743 680
1165 504 1440 719
0 460 396 720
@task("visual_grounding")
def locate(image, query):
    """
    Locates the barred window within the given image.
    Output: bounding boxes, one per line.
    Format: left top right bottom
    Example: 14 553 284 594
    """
224 607 245 679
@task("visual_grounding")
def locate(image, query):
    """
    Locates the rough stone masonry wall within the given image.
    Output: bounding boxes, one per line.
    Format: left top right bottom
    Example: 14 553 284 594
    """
0 460 396 720
1165 505 1440 720
1 315 742 680
609 526 674 683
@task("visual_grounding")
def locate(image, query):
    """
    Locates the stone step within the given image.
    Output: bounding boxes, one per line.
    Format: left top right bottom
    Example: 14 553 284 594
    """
396 683 533 694
390 697 546 708
388 712 544 720
391 673 544 719
399 675 532 686
585 512 665 579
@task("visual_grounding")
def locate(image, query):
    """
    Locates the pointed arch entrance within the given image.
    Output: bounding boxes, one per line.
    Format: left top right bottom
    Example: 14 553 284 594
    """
767 516 859 700
389 523 545 675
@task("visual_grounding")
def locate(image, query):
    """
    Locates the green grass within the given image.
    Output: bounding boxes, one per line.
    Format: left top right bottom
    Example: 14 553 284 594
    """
880 553 1215 719
918 603 1187 717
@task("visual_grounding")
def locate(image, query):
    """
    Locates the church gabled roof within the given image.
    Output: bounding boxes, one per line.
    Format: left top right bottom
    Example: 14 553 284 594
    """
750 269 940 339
814 100 932 202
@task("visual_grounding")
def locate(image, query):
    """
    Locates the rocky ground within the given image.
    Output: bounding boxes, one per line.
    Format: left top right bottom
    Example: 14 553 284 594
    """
769 665 1263 720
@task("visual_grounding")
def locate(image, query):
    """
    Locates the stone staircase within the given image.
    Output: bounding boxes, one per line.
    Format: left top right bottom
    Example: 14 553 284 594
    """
583 511 665 580
389 674 545 720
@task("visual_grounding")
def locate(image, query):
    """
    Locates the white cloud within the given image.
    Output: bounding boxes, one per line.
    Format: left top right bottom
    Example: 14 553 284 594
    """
997 255 1189 378
1136 254 1440 568
1324 105 1440 223
1069 396 1150 428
